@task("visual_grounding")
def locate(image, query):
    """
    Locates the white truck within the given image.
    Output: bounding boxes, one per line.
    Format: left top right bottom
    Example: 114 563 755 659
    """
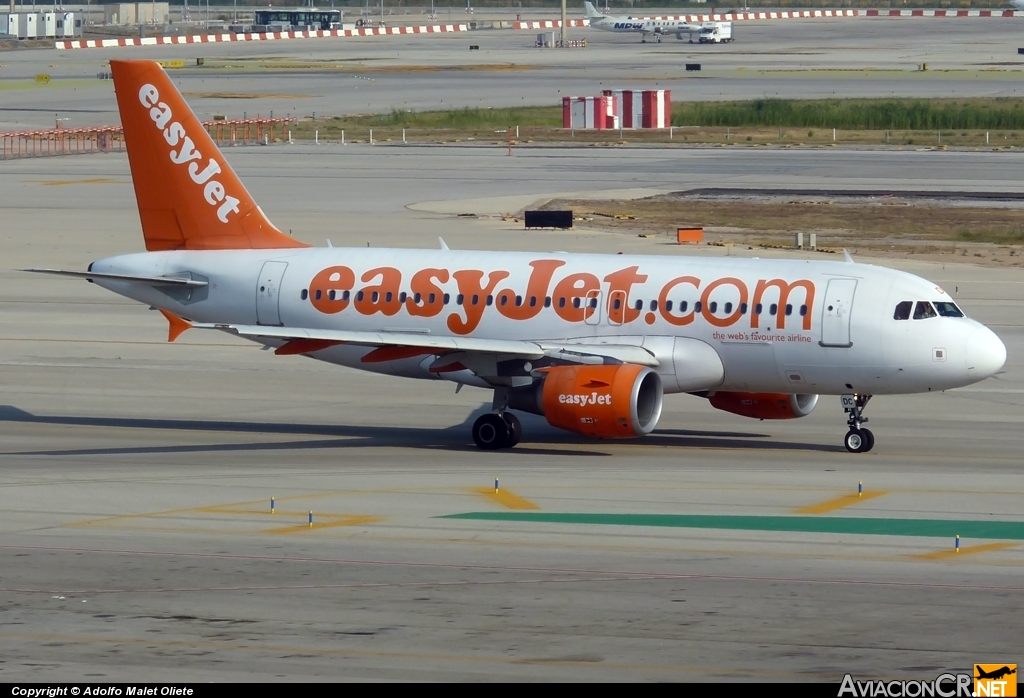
698 21 732 43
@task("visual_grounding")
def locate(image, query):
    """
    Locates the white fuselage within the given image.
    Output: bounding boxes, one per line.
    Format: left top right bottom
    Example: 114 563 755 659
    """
89 248 1006 397
588 14 701 38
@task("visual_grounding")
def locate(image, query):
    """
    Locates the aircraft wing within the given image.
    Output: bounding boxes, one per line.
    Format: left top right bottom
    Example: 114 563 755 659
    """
188 321 659 367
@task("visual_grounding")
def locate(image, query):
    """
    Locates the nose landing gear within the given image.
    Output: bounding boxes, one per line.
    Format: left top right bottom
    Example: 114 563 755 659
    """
842 393 874 453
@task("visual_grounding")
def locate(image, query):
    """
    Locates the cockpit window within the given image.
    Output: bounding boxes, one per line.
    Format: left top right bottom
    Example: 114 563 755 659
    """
934 301 964 318
893 301 913 320
913 301 938 320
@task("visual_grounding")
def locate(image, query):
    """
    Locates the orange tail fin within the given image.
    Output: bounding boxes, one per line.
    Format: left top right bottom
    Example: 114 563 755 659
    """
110 60 307 252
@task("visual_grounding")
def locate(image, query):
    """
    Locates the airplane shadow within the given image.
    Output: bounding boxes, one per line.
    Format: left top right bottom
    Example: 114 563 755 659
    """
0 404 842 457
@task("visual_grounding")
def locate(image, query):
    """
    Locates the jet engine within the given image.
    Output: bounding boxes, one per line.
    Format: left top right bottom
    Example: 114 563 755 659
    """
708 392 818 420
508 364 664 438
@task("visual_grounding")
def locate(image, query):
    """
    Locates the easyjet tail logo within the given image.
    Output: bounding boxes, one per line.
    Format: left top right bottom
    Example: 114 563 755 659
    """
138 84 240 223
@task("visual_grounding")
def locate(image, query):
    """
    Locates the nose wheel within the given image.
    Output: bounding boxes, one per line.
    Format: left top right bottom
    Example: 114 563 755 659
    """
472 412 521 450
841 393 874 453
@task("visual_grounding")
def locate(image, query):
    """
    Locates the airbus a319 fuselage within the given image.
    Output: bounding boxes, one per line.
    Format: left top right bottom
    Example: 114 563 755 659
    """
29 60 1007 453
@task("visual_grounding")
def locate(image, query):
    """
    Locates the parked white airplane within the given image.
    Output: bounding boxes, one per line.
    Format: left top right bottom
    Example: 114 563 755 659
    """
28 60 1007 453
584 1 702 43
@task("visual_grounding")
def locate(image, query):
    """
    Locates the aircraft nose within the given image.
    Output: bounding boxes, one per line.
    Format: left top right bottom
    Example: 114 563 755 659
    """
965 327 1006 380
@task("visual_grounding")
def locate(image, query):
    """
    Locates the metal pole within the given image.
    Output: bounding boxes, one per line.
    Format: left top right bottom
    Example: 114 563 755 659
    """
561 0 567 44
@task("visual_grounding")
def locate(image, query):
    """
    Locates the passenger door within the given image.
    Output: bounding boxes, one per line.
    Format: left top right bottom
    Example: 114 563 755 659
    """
819 278 857 347
256 261 288 326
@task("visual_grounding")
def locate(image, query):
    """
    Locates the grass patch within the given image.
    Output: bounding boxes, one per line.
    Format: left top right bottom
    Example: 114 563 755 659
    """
672 97 1024 130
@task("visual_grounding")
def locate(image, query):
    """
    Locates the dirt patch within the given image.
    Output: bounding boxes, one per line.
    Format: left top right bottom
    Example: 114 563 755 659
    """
542 191 1024 268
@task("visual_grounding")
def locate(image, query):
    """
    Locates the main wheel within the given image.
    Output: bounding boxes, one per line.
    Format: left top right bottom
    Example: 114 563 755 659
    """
860 428 875 453
473 413 510 450
844 428 868 453
502 412 522 448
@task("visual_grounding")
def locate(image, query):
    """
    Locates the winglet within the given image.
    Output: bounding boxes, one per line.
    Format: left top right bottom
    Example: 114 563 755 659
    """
159 308 192 342
438 237 450 251
843 249 855 264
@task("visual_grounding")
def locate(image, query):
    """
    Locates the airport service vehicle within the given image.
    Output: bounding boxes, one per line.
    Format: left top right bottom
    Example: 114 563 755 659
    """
29 61 1007 453
698 22 732 44
584 1 701 43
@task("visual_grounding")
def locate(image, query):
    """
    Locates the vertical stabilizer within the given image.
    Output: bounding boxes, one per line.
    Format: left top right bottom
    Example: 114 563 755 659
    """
584 2 605 19
110 60 307 251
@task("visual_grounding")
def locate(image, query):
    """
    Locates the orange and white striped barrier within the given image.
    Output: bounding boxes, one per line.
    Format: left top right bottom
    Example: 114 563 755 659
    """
55 24 468 50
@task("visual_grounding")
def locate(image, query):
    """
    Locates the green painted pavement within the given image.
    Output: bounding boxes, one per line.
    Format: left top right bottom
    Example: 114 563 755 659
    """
440 512 1024 540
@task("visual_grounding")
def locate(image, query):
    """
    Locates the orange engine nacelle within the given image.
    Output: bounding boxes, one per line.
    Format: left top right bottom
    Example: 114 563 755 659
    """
708 392 819 420
540 364 664 438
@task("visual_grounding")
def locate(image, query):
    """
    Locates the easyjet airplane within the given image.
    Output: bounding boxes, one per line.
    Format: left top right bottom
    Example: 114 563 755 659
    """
28 61 1007 452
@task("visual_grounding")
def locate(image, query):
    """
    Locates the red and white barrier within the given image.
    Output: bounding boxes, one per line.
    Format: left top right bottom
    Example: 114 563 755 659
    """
563 95 618 130
603 90 671 130
55 24 468 50
513 19 589 30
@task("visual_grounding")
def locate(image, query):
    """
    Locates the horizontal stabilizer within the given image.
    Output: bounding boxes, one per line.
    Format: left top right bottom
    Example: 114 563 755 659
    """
23 268 209 287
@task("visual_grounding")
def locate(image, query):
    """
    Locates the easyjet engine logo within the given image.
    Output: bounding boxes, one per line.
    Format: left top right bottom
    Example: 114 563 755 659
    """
138 84 241 223
559 392 612 406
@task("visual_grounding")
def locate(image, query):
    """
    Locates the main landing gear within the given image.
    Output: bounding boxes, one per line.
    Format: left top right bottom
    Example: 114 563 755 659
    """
472 412 521 450
841 393 874 453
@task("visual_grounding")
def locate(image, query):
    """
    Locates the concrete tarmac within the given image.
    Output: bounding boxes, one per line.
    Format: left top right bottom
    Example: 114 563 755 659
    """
1 142 1023 681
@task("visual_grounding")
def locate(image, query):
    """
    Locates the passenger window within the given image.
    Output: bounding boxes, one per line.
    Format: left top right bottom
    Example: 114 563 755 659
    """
356 291 364 302
328 290 336 301
934 301 964 318
709 301 718 313
741 303 748 314
500 296 508 306
456 294 465 305
755 303 763 315
371 291 379 303
529 296 537 307
414 292 422 304
398 292 406 303
589 297 598 309
913 301 937 320
385 292 393 303
694 301 702 313
443 293 450 305
301 289 308 300
785 304 792 316
634 299 643 311
799 304 807 316
665 300 673 312
486 295 494 306
515 295 523 307
613 298 622 310
650 300 658 311
472 294 479 306
343 290 350 302
544 297 552 308
428 293 435 304
893 301 912 320
315 290 322 301
558 297 566 308
770 304 778 316
679 301 688 312
573 298 581 309
724 302 733 314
